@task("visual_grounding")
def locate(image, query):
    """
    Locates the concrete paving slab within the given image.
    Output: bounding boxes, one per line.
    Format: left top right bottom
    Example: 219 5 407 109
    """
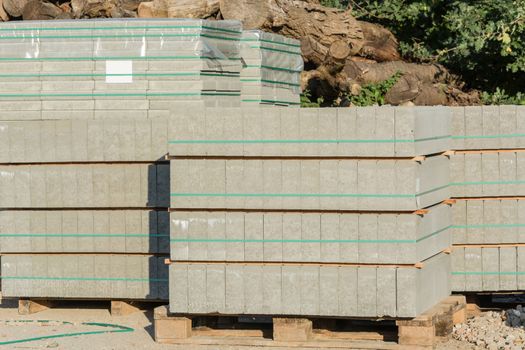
465 247 482 291
263 213 283 262
518 247 525 289
499 247 518 291
301 214 321 262
319 266 339 316
481 247 499 291
282 265 302 315
357 267 377 317
225 264 244 314
452 200 467 244
451 247 466 292
499 105 518 149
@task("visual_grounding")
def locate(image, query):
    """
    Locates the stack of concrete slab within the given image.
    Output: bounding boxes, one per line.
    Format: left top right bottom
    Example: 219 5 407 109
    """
450 151 525 197
171 205 450 265
450 106 525 292
168 106 453 318
170 157 449 211
0 163 169 208
168 106 450 158
0 115 171 300
2 255 168 300
0 18 243 118
451 199 525 245
0 17 245 301
0 210 169 253
451 246 525 292
170 252 449 318
0 119 171 162
240 31 302 107
451 106 525 150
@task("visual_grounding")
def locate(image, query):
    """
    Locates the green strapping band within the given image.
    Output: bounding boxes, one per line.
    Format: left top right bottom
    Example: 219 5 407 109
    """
240 78 301 87
201 92 240 96
0 234 169 238
452 224 525 229
172 193 411 198
416 184 451 196
168 135 451 145
0 33 239 41
452 271 525 276
249 45 302 56
0 276 168 282
245 64 302 73
170 225 450 244
173 238 414 244
0 56 241 61
0 92 240 98
0 320 134 346
416 226 451 242
450 180 525 186
241 38 301 48
451 134 525 140
0 25 241 34
242 99 301 105
170 184 448 199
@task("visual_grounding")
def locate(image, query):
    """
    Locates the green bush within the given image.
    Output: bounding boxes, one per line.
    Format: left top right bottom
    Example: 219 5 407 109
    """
319 0 349 8
348 0 525 96
320 1 525 100
301 90 325 107
348 71 402 106
481 88 525 105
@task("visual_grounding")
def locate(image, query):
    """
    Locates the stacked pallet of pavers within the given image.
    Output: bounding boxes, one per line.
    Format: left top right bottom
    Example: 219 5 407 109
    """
450 106 525 292
167 106 452 320
240 30 302 107
0 18 242 120
0 18 242 302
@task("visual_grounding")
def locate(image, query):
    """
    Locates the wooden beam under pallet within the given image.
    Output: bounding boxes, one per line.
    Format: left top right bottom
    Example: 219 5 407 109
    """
110 300 142 316
18 299 53 315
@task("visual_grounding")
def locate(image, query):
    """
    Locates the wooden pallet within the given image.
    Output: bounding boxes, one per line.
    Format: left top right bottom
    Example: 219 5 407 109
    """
154 295 466 349
16 298 159 316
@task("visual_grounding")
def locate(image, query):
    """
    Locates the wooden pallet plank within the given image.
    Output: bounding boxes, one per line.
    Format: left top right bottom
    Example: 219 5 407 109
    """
110 300 142 316
18 299 53 315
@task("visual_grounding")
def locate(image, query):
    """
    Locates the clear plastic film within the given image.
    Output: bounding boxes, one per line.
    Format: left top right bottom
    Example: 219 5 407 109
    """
0 18 243 102
0 18 242 66
241 30 303 94
241 30 303 70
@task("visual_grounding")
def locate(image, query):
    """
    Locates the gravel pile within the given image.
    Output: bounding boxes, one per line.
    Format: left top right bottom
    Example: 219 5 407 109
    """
453 308 525 350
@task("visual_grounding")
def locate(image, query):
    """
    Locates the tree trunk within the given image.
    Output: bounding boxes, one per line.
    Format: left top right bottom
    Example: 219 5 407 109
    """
137 0 219 18
344 60 451 85
0 0 9 21
167 0 219 18
3 0 30 17
219 0 276 29
120 0 150 11
220 0 399 65
384 74 420 105
71 0 120 18
358 21 399 62
22 0 70 20
301 40 355 103
412 84 448 106
138 0 168 17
